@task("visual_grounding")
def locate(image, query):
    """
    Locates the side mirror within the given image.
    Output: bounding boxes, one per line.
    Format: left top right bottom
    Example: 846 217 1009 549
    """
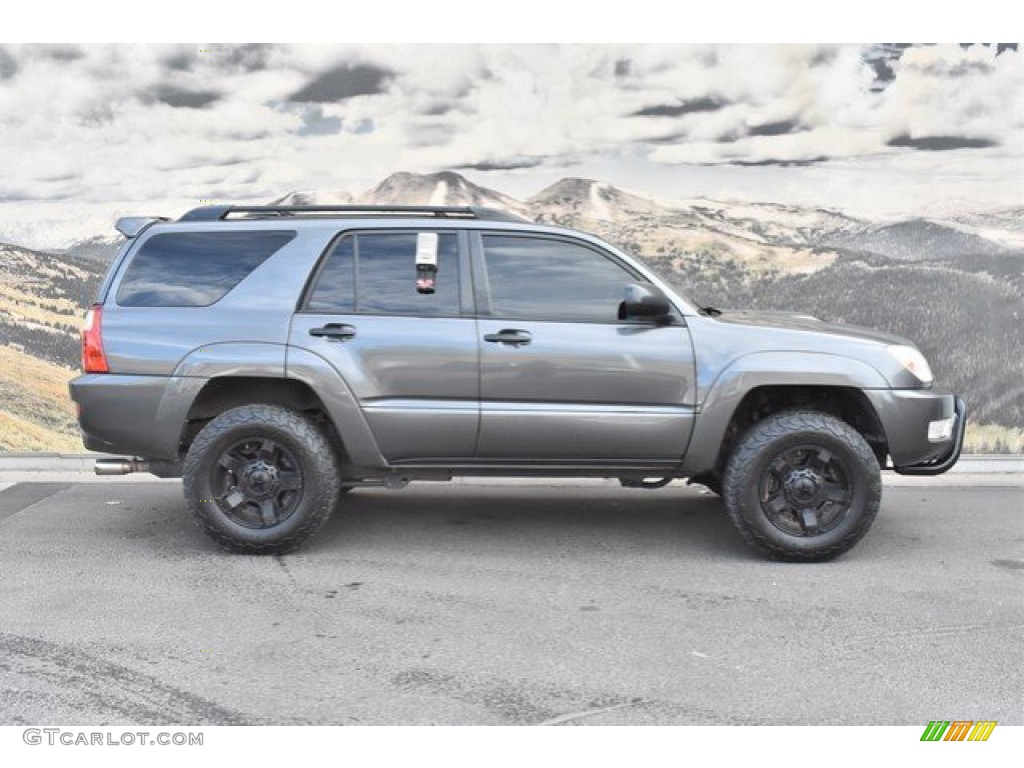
618 283 672 321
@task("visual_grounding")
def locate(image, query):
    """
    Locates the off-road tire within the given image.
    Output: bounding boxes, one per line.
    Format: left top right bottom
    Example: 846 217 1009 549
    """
183 404 341 554
722 409 881 562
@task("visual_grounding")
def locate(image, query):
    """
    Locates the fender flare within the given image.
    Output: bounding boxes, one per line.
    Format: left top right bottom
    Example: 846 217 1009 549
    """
163 342 387 469
285 346 388 469
682 351 889 474
151 342 294 459
171 341 288 380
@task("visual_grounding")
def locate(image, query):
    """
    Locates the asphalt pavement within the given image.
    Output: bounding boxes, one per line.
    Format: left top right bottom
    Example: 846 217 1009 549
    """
0 477 1021 725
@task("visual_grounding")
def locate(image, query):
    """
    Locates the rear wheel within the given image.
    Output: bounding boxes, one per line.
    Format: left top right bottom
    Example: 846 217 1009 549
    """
183 404 341 554
722 410 881 561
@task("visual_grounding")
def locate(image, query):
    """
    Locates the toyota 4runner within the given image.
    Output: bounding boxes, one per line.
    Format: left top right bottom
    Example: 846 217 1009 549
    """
70 204 966 561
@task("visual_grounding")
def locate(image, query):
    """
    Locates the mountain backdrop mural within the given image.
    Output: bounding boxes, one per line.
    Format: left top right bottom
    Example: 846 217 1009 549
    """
1 44 1022 452
1 170 1021 452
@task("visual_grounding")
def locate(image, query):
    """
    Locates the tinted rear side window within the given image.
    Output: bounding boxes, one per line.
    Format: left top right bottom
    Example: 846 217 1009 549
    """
306 232 460 316
116 231 295 307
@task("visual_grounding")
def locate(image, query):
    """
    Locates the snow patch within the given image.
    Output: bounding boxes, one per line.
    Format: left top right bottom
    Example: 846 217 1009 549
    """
589 182 612 220
429 181 448 206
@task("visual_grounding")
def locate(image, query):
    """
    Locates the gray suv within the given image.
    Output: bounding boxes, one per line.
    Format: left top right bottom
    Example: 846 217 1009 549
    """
70 204 965 561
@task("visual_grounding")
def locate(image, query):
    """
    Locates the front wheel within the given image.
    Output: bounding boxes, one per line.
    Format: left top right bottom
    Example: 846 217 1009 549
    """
183 404 342 554
722 410 881 561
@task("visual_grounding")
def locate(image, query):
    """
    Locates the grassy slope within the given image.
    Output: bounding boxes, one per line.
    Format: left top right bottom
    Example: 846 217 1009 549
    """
0 344 80 451
0 245 96 451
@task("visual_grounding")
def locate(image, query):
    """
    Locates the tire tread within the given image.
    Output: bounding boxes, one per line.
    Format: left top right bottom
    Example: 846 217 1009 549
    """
182 404 341 554
722 409 881 562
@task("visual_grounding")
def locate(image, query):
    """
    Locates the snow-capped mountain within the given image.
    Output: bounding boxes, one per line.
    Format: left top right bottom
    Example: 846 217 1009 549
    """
358 171 532 218
528 178 676 223
48 170 1019 276
522 176 857 274
61 234 122 265
47 170 1019 276
270 189 355 206
262 173 861 274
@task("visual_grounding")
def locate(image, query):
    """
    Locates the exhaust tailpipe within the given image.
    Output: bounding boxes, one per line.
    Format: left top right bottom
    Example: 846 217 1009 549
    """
95 458 150 476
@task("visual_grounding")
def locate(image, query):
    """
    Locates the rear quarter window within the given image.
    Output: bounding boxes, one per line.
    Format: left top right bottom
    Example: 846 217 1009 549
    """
116 230 296 307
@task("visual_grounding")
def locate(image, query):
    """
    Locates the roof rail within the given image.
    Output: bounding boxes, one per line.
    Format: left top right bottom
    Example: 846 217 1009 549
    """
178 206 234 222
178 204 528 223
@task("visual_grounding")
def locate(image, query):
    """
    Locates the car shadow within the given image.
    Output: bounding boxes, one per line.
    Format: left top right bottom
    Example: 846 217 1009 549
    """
305 484 750 561
98 482 751 561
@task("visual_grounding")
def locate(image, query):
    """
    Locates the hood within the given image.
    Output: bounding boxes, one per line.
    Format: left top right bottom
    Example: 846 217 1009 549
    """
713 309 912 347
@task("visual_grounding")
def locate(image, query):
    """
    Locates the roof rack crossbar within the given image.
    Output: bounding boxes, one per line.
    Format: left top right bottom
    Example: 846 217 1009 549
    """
178 204 527 223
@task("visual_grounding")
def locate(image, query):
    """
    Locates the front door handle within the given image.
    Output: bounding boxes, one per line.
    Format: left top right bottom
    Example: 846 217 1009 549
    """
309 323 357 341
483 329 532 346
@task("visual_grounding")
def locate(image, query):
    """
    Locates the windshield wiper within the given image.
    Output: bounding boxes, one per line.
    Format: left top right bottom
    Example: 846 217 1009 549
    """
699 305 723 317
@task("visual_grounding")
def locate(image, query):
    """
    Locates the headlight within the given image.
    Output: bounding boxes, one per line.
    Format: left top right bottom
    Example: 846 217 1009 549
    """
888 345 933 385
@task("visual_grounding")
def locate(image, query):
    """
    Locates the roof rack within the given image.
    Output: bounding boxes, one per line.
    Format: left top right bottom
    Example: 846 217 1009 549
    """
178 204 528 224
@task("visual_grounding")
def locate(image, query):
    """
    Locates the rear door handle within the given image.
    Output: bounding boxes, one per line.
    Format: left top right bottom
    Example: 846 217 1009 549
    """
309 323 357 341
483 329 532 346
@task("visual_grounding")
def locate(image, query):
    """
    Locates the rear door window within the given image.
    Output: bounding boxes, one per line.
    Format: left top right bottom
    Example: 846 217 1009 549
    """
306 232 460 316
116 230 295 307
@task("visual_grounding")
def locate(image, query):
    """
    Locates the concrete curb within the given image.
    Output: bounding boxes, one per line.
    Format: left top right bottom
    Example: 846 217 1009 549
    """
2 452 1022 474
0 453 113 472
0 473 1020 488
0 453 1021 488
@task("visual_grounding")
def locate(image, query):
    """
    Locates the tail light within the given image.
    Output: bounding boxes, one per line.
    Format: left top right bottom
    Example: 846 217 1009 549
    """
81 303 109 373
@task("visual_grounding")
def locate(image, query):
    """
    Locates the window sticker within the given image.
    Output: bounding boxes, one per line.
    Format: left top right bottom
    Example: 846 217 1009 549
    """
415 232 439 294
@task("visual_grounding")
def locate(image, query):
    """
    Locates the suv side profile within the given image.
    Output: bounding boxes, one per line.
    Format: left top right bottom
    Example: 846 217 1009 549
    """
70 205 966 561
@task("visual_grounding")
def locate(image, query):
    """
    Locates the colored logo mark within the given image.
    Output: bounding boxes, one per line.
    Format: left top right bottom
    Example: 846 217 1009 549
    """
920 720 996 741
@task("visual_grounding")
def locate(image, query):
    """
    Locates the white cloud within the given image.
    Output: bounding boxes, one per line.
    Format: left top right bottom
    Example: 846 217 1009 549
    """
879 44 1024 148
0 43 1021 247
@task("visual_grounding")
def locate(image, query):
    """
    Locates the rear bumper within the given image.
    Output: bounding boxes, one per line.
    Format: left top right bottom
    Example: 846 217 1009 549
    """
863 388 966 476
69 373 203 460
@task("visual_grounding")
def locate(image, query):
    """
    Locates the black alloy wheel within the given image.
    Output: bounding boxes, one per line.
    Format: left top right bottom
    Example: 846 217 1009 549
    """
722 409 882 561
211 437 304 529
757 445 853 537
183 404 342 554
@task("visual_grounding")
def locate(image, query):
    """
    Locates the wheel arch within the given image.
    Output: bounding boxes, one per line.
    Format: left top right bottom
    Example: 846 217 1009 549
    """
683 352 890 476
180 374 386 471
181 376 337 454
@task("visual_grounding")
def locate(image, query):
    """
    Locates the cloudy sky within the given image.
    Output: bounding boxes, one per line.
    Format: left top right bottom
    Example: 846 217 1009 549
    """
0 43 1021 248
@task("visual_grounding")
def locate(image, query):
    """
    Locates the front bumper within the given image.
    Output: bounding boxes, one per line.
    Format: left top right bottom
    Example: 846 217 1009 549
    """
863 389 966 476
893 396 967 475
